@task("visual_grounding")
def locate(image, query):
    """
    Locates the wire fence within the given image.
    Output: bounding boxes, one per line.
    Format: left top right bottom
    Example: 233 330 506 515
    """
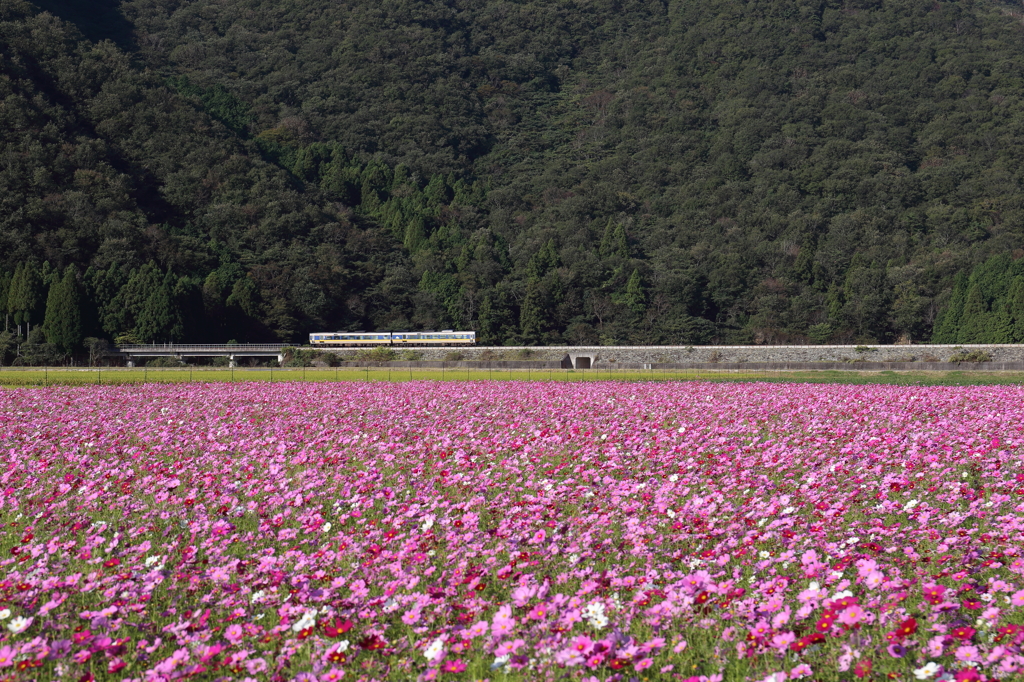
2 365 1024 387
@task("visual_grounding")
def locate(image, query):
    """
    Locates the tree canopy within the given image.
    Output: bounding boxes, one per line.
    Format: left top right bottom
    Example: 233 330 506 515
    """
4 0 1024 351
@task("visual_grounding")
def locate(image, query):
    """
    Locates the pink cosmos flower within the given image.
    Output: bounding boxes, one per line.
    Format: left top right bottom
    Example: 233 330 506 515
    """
838 605 866 627
441 659 467 673
790 664 812 679
570 635 593 654
490 617 515 637
224 624 244 644
527 603 549 621
923 584 946 605
320 669 345 681
1010 590 1024 607
495 639 525 656
955 645 980 663
999 658 1021 674
772 632 796 650
245 657 267 674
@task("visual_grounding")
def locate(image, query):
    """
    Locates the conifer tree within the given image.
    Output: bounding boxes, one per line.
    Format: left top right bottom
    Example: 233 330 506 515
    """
0 270 11 331
1007 276 1024 342
43 267 83 355
7 262 43 329
932 272 968 343
623 269 646 315
135 284 174 343
956 283 989 344
519 279 545 344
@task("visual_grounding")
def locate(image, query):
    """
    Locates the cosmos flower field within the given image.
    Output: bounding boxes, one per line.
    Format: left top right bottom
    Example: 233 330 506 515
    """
1 382 1023 682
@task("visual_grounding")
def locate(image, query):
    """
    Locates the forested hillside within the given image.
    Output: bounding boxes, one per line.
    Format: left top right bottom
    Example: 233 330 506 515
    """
4 0 1024 361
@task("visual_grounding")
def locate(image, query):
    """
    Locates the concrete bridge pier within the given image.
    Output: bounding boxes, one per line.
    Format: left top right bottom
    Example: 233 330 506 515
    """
561 353 596 369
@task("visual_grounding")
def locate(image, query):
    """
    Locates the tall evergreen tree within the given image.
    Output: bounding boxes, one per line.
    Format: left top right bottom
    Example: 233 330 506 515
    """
956 283 990 344
519 279 545 344
932 272 968 343
43 267 83 355
7 262 43 329
0 270 10 331
1008 276 1024 343
623 269 646 316
105 263 161 338
135 284 175 343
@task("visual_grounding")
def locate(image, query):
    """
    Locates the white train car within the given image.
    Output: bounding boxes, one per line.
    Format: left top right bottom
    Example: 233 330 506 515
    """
308 331 476 347
392 331 476 346
309 332 392 347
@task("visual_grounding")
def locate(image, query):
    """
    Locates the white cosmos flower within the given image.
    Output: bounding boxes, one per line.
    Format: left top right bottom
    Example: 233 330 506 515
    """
424 636 446 661
913 662 940 679
0 609 10 620
7 616 32 634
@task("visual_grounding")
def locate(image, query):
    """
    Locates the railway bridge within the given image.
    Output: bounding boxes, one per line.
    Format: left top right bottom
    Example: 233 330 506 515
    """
112 344 287 367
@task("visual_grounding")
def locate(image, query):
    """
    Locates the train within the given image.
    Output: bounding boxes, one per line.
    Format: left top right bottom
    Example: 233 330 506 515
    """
309 330 476 347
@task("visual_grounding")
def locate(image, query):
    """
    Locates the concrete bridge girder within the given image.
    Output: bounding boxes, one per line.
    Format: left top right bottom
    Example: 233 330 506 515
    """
120 349 285 367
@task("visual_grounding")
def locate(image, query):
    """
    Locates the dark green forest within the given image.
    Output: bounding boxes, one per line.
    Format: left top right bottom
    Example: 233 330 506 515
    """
4 0 1024 361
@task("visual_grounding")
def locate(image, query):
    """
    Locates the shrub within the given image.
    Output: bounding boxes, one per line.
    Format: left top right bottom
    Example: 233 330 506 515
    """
948 349 992 363
355 346 398 362
146 356 184 367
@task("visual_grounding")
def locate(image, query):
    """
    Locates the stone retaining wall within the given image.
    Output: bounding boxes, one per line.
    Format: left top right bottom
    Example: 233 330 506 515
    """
322 344 1024 368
